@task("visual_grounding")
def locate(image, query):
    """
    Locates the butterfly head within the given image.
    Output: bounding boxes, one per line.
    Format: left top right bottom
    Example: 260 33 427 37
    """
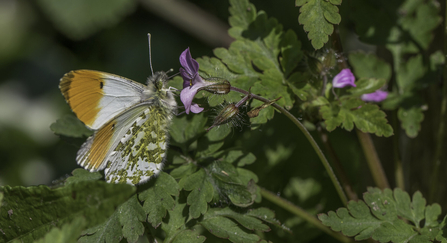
148 71 169 90
146 71 176 110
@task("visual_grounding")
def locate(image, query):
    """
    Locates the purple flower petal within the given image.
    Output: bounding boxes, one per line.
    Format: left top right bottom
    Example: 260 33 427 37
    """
180 68 191 88
190 103 204 113
361 90 388 102
333 69 356 88
179 48 199 83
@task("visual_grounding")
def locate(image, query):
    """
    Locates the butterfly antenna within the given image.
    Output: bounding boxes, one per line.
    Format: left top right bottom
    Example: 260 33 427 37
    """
168 72 180 79
147 33 154 76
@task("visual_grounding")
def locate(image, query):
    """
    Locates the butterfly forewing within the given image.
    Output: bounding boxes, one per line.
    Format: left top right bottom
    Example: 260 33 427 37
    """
60 70 148 130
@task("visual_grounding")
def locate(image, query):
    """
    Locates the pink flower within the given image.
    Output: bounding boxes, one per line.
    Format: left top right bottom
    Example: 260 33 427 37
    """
333 69 356 88
179 48 207 114
179 48 231 114
361 90 388 102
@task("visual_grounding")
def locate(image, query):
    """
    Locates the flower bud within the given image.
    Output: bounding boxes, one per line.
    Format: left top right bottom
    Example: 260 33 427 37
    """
199 78 231 94
207 104 239 131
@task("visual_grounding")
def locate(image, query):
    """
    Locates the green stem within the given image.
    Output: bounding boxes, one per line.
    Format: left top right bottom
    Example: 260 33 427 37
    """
355 130 390 189
260 188 354 243
318 127 358 201
429 2 447 202
231 87 348 206
392 110 405 190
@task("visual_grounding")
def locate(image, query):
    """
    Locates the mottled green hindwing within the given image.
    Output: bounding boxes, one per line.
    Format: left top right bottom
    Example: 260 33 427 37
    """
105 106 172 184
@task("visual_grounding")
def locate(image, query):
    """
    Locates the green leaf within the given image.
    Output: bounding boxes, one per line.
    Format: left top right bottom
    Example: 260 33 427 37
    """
228 0 257 38
318 200 382 240
283 177 321 203
79 195 145 243
161 194 187 241
170 163 197 180
396 55 425 93
220 150 256 166
237 168 259 184
50 114 93 138
252 68 294 110
171 230 206 243
280 29 304 77
296 0 341 50
286 72 313 101
320 98 393 137
196 125 231 158
162 194 207 243
207 162 256 207
246 207 281 226
372 220 419 243
197 55 236 82
319 188 443 242
0 181 135 242
213 46 258 78
348 78 387 96
430 50 445 72
200 208 261 243
398 106 424 138
78 213 121 243
435 216 447 242
37 0 136 40
65 168 102 185
348 52 392 81
139 172 179 228
118 195 146 242
206 207 270 232
399 0 441 50
425 204 442 228
307 96 330 108
34 217 87 243
170 113 207 150
179 169 214 219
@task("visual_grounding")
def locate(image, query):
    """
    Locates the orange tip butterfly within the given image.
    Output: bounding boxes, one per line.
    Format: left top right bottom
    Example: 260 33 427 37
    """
59 34 176 185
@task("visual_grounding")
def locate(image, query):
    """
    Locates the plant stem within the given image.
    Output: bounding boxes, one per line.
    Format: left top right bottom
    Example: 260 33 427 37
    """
429 2 447 202
355 130 390 189
392 111 405 190
318 127 358 201
231 87 348 206
260 188 354 243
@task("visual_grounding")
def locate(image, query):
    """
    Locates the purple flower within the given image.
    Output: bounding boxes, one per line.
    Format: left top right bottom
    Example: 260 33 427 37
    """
333 69 356 88
179 48 231 114
179 48 206 114
361 90 388 102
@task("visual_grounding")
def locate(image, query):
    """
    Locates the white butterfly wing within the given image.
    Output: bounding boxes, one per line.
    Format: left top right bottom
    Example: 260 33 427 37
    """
60 70 150 130
76 103 172 185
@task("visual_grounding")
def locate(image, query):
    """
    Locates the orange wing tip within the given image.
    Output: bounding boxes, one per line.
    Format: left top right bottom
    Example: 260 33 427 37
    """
59 70 106 128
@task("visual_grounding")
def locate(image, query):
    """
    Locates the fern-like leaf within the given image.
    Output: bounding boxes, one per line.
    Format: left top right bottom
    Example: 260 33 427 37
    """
296 0 341 50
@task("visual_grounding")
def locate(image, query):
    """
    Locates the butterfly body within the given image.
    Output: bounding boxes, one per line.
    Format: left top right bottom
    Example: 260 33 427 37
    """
60 70 176 185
